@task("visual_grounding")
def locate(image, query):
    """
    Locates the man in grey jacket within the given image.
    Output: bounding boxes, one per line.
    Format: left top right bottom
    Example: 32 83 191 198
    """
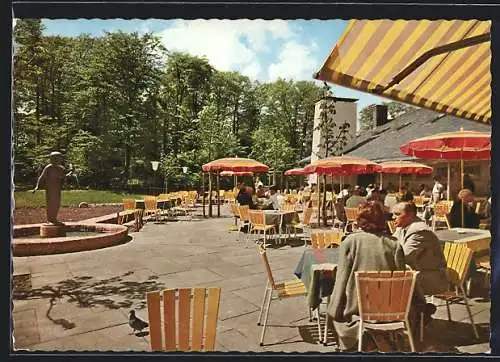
392 202 449 324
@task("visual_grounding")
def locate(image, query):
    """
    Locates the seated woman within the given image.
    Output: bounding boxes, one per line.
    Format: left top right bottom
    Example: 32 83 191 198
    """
449 189 480 228
327 201 406 352
399 186 414 202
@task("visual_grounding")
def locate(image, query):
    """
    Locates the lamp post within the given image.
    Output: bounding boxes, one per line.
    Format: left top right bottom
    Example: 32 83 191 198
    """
151 161 160 195
161 165 188 194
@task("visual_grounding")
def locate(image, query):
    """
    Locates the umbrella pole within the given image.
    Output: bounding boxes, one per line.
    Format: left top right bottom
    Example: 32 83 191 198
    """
399 174 402 192
330 174 334 222
323 174 328 226
286 175 289 194
234 175 237 188
380 173 383 190
208 171 213 218
447 162 451 201
216 171 221 217
461 156 465 228
202 172 206 218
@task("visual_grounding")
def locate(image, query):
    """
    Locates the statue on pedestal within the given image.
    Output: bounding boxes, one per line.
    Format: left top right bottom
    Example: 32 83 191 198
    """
31 151 71 225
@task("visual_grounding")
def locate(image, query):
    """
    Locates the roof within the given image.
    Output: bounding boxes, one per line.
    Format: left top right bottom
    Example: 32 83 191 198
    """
315 19 491 124
344 108 491 162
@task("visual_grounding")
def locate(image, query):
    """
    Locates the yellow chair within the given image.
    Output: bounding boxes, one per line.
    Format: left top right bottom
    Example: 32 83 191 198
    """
420 242 479 342
144 196 161 221
121 198 137 223
256 243 308 346
356 270 419 352
147 287 221 352
344 207 360 233
310 231 344 249
432 201 452 231
249 210 276 247
287 207 314 246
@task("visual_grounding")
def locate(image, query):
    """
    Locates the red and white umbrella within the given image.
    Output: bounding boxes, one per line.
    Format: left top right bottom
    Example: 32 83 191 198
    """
377 160 433 190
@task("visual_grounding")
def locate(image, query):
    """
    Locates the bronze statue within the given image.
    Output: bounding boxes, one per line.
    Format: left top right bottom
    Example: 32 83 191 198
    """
31 151 71 225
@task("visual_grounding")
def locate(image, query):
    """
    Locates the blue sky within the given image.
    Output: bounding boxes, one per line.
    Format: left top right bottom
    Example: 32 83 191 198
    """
39 19 386 118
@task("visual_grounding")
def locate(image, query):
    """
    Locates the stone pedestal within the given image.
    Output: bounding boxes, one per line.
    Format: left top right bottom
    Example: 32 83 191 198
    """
40 224 66 238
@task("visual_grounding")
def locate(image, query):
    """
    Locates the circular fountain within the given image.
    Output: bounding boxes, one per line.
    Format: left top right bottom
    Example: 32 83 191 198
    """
13 223 128 256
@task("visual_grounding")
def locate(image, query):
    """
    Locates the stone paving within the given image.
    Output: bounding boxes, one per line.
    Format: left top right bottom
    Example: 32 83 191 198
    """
12 206 491 353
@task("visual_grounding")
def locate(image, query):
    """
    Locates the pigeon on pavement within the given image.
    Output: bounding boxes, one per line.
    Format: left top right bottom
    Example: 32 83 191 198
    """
129 310 149 335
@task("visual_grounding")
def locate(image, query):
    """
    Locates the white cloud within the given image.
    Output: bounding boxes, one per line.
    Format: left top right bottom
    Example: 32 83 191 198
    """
268 40 319 81
157 19 295 80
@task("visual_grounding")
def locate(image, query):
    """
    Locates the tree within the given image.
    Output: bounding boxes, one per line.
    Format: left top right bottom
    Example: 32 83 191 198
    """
359 101 416 131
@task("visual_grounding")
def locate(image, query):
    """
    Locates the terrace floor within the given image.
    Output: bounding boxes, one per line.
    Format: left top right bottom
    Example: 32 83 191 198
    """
12 205 491 354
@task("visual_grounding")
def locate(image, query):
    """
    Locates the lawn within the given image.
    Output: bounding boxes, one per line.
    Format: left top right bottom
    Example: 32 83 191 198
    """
14 190 145 208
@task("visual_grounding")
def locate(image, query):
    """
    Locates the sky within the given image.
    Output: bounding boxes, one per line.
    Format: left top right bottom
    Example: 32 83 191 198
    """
34 19 386 119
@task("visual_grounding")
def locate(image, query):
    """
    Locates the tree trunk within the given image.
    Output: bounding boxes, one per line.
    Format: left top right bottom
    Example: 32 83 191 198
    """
323 174 328 226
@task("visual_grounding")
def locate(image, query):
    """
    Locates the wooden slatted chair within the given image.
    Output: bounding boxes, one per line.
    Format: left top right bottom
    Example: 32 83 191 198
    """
420 242 479 342
310 231 344 249
355 270 419 352
249 210 276 247
413 196 426 215
144 196 161 221
121 198 137 223
280 202 296 212
256 243 309 346
286 207 313 246
237 205 251 244
146 287 221 352
344 207 360 233
432 202 452 231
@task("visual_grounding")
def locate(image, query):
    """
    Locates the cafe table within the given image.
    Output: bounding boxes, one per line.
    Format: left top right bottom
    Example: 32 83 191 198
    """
263 210 299 241
294 248 339 310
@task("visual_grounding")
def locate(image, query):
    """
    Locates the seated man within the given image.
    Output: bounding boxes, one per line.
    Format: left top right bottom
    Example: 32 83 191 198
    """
392 202 449 324
345 185 366 208
263 186 280 210
449 189 480 228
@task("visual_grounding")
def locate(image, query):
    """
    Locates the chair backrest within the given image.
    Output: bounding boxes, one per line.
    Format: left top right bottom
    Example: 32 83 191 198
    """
355 270 419 322
147 287 221 352
123 198 136 210
230 202 240 217
387 220 397 234
238 205 250 222
258 243 276 288
442 242 474 288
249 210 265 226
413 196 424 207
434 201 451 217
302 207 313 225
280 202 296 212
310 231 344 248
345 207 360 222
144 196 158 210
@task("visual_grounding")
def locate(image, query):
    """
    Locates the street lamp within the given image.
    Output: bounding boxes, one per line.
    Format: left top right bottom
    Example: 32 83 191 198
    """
151 161 160 195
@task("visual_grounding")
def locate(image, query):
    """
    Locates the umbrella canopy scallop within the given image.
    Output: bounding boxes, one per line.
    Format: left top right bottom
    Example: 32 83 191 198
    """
304 155 382 175
202 158 269 173
220 170 253 177
284 168 308 176
378 161 433 175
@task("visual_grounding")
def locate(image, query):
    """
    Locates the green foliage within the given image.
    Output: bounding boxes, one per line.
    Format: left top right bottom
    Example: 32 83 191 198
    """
359 101 416 131
13 20 327 192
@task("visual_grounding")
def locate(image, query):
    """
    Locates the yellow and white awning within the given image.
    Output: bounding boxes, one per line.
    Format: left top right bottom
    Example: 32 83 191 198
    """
315 20 491 123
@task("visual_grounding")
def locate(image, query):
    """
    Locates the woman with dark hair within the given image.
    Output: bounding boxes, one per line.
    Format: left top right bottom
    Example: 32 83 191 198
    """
327 201 406 352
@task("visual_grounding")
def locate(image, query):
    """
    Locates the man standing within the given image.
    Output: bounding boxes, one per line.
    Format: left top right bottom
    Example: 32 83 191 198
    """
392 202 449 324
431 176 444 204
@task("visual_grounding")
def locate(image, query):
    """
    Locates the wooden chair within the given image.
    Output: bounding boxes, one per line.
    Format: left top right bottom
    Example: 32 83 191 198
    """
256 243 309 346
280 202 296 212
147 287 221 352
122 198 137 223
420 242 479 342
387 220 397 234
310 231 344 249
287 207 313 246
344 207 360 233
413 196 425 214
144 196 161 221
237 205 251 244
432 201 452 231
249 210 276 247
355 270 419 352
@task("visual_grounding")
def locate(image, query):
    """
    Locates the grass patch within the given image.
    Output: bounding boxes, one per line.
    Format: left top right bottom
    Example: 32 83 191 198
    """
14 190 145 208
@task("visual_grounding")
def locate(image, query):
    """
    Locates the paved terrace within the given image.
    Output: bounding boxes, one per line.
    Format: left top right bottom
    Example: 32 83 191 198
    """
12 206 490 353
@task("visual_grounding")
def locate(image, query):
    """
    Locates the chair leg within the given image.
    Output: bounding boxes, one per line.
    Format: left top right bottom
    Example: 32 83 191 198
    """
420 311 424 343
357 321 363 352
462 291 479 339
259 289 273 346
432 217 436 231
316 304 323 343
405 319 416 352
323 296 330 345
309 306 313 322
257 283 270 326
445 300 451 321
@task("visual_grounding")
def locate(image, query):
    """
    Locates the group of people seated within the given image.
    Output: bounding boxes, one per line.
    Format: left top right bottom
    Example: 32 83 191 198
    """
328 201 449 352
234 182 284 211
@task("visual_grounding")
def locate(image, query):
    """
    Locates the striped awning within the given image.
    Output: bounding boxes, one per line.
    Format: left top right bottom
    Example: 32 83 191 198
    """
315 20 491 123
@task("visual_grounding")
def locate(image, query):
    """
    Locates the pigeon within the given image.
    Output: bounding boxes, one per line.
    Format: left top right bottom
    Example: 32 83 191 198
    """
129 310 149 335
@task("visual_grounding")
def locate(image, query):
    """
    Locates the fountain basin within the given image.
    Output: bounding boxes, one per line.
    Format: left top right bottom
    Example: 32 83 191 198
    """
13 223 128 256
